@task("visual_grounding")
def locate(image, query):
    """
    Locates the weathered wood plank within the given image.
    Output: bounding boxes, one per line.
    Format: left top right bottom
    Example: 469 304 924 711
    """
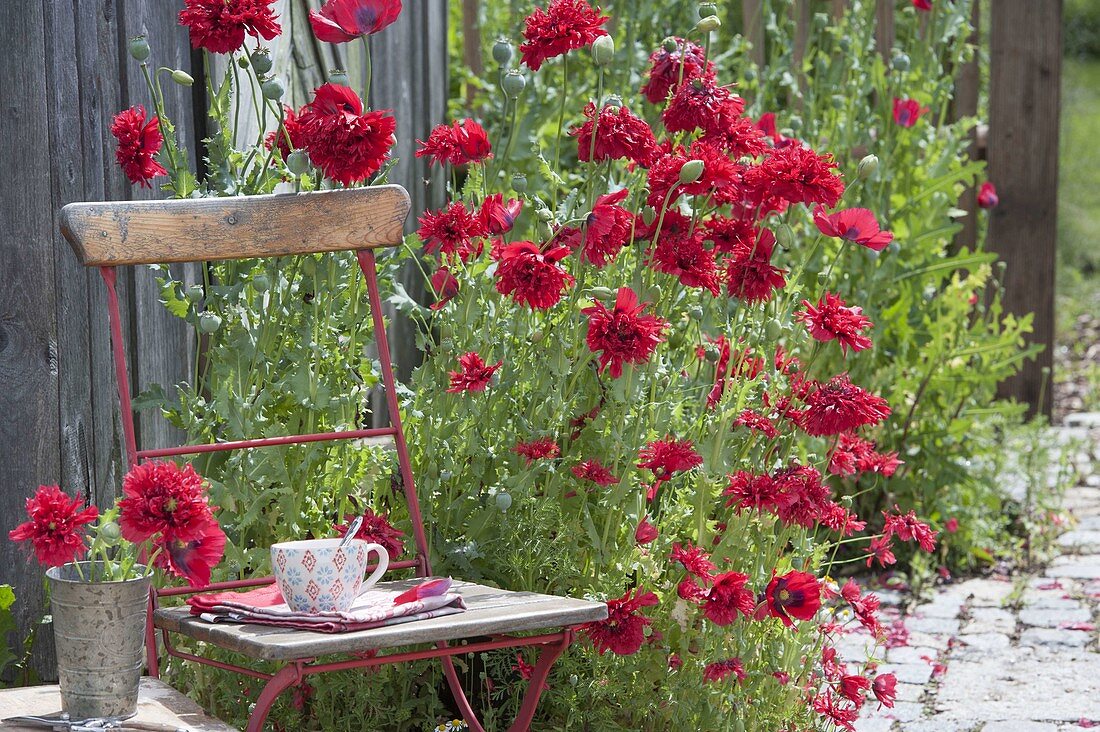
61 186 412 265
952 0 982 252
742 0 766 68
875 0 894 58
988 0 1062 416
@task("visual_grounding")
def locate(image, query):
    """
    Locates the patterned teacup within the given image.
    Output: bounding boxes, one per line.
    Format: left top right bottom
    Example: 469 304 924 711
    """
271 538 389 614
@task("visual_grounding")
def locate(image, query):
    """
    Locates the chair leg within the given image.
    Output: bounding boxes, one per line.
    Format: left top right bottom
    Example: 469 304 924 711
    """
245 664 302 732
145 597 160 679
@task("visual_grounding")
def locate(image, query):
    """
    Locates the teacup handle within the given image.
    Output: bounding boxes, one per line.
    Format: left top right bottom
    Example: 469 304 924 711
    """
360 542 389 588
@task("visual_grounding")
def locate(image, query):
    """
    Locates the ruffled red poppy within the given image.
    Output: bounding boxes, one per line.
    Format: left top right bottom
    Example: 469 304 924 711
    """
765 570 821 626
479 194 523 235
571 459 619 486
724 229 787 303
428 267 459 310
493 241 574 310
945 517 959 533
309 0 401 43
111 106 168 188
645 143 742 207
864 536 897 568
978 181 999 209
179 0 281 53
703 658 746 684
418 202 487 262
641 37 713 104
704 216 758 255
813 691 859 731
732 409 779 439
829 433 900 477
669 542 716 579
514 437 561 466
797 292 874 354
582 287 668 378
893 97 929 128
703 571 755 626
519 0 610 71
335 508 406 558
837 674 870 704
648 222 721 295
637 438 702 482
160 514 226 587
797 374 891 436
841 579 882 636
724 471 778 514
820 503 867 536
118 461 213 545
634 516 658 545
703 114 769 159
872 672 897 707
297 84 395 185
415 118 493 167
662 74 745 137
913 0 932 10
582 587 658 656
743 144 844 208
883 505 938 552
8 485 99 568
570 103 658 167
265 105 309 161
447 352 502 393
813 206 894 251
771 463 833 528
560 190 633 267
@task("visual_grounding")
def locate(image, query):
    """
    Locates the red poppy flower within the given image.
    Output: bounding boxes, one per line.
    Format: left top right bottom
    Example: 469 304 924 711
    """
841 579 882 635
641 37 713 104
771 463 833 528
724 471 778 514
813 206 894 251
297 84 395 185
978 181 999 209
645 143 742 209
335 508 406 558
945 517 959 533
821 503 867 536
493 241 574 310
872 672 897 707
724 229 787 303
265 105 309 162
447 352 502 393
670 542 716 579
649 223 721 296
8 485 99 568
662 74 745 137
519 0 610 71
479 194 523 235
634 516 658 545
703 571 755 626
912 0 932 10
160 514 226 587
733 409 779 439
828 433 901 477
864 536 897 568
813 691 859 731
765 570 822 626
797 292 874 354
743 144 845 208
883 505 938 552
582 587 658 656
561 190 634 268
582 287 668 378
797 374 891 436
704 216 758 255
179 0 281 53
893 97 929 128
837 674 871 704
703 658 746 684
418 202 487 261
571 459 619 486
703 114 770 159
428 267 459 310
637 438 702 482
415 118 493 167
111 107 168 188
309 0 402 43
570 103 658 167
514 438 561 466
118 461 213 545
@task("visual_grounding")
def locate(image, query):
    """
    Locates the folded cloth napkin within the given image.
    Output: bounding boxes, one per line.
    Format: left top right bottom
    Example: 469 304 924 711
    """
187 578 466 633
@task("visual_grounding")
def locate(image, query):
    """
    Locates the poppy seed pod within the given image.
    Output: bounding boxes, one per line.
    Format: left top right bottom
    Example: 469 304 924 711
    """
604 94 624 109
250 49 273 75
892 53 911 71
495 492 512 512
511 173 528 193
765 319 784 339
171 69 194 87
128 35 151 62
857 154 880 180
99 521 122 546
185 284 205 303
776 224 794 250
198 312 222 334
286 150 311 176
501 70 526 98
695 15 721 32
641 206 657 226
662 36 678 53
698 3 718 18
260 76 284 100
678 159 705 184
328 69 350 86
492 39 514 65
591 35 615 66
252 274 271 292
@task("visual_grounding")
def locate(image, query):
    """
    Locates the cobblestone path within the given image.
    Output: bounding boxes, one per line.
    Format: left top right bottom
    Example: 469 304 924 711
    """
852 416 1100 732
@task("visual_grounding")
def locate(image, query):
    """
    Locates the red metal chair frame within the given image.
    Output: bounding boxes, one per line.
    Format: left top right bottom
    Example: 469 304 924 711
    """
65 190 576 732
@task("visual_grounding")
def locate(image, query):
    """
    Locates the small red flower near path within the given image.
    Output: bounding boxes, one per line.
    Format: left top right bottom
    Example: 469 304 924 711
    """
703 658 745 684
872 672 897 708
416 119 493 168
582 587 658 656
309 0 402 43
520 0 610 71
447 352 502 393
8 485 99 568
493 241 575 310
765 570 822 627
813 206 894 252
571 459 619 486
978 181 1000 209
798 292 875 354
893 97 929 128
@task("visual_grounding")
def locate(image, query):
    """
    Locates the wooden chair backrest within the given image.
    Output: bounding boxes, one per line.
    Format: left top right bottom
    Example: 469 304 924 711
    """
60 186 411 266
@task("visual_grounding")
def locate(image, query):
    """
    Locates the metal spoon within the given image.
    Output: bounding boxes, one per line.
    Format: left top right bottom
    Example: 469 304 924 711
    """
339 515 364 548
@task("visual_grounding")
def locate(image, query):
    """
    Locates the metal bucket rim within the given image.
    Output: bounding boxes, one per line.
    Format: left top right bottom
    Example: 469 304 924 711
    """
45 562 150 586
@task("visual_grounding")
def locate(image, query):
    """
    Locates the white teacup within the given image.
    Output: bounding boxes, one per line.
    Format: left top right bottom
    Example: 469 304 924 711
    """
271 538 389 614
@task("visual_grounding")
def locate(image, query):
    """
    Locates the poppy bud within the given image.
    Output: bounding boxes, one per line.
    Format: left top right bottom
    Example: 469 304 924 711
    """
536 208 553 222
663 37 678 53
586 286 617 300
492 39 514 65
440 470 453 481
765 319 783 339
591 35 615 66
511 173 528 193
776 224 794 250
171 70 194 87
892 53 910 72
688 305 704 320
646 285 663 302
695 15 721 33
328 69 350 86
128 35 150 62
261 77 284 100
569 674 579 686
286 150 311 176
99 521 122 546
440 338 454 352
857 154 880 180
252 274 271 292
887 240 900 255
185 284 205 303
198 312 222 333
642 206 657 226
250 49 273 75
678 159 705 185
237 56 250 69
813 11 829 29
495 492 512 512
530 329 545 343
501 70 526 98
698 3 718 18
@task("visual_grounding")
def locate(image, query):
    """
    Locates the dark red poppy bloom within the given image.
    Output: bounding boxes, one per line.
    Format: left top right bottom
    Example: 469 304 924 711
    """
571 459 619 486
309 0 401 43
634 516 658 545
561 190 634 268
416 118 493 167
725 229 787 304
265 105 309 162
829 432 901 477
912 0 932 10
837 674 871 704
570 103 659 167
703 658 746 684
479 194 523 235
670 541 716 579
644 144 742 208
765 570 822 626
119 461 213 545
841 579 882 635
641 37 713 104
797 292 874 354
872 672 897 707
335 508 406 558
945 517 959 533
703 114 770 159
514 437 561 466
582 587 658 656
723 471 778 514
743 144 845 208
493 241 574 310
637 438 702 482
519 0 610 71
771 463 833 528
582 287 668 378
732 409 779 439
9 485 99 568
428 267 460 310
662 74 745 137
111 107 168 188
798 374 891 436
160 514 226 587
179 0 281 53
864 536 897 568
813 206 894 251
893 97 929 128
297 84 395 185
704 216 758 255
703 571 755 626
649 224 721 296
447 352 502 393
813 691 859 731
883 505 939 552
418 202 487 261
978 181 999 209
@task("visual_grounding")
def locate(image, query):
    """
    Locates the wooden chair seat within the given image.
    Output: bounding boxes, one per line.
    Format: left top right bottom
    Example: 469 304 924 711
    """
154 578 607 662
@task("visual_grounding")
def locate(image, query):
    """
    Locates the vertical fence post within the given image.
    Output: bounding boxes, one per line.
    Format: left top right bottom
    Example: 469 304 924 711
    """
742 0 766 68
875 0 894 59
987 0 1062 416
952 0 982 252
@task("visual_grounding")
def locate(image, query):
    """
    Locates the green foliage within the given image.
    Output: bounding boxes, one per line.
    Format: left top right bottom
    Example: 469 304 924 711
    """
0 586 18 680
1066 0 1100 59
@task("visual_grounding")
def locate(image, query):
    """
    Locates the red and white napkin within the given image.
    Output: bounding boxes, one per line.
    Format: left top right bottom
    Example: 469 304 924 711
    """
187 577 465 633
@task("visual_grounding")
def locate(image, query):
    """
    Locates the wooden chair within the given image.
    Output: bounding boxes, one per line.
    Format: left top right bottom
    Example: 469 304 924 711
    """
60 186 607 732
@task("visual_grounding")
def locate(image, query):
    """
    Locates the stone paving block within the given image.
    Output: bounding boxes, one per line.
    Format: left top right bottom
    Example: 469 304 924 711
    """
980 723 1060 732
880 701 925 723
899 718 975 732
1057 530 1100 551
1018 605 1091 628
886 646 941 665
1076 516 1100 532
1018 627 1092 649
893 682 925 703
905 630 952 651
881 663 935 685
855 718 895 732
1063 413 1100 428
904 615 962 636
956 578 1015 607
951 632 1012 657
914 600 966 619
1020 593 1082 610
962 608 1016 634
